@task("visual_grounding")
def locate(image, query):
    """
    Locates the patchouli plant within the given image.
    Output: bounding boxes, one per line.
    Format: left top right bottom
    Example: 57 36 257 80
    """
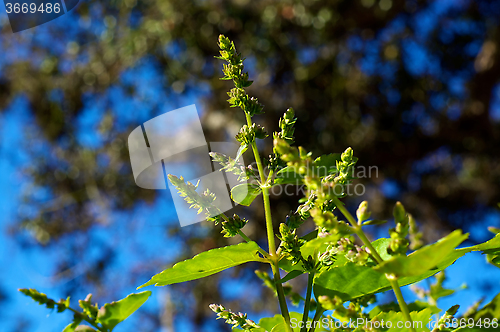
21 35 500 332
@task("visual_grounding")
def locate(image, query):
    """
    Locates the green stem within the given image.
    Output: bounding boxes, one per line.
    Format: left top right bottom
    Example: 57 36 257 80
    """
272 260 292 330
67 307 104 331
300 271 315 332
308 306 325 332
245 113 292 332
244 114 277 255
389 278 415 329
331 196 416 332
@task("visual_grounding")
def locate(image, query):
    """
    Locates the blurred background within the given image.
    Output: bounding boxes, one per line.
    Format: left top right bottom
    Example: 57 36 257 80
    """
1 0 500 331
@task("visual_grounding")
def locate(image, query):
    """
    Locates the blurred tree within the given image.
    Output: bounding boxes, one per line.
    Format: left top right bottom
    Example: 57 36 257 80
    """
2 0 500 330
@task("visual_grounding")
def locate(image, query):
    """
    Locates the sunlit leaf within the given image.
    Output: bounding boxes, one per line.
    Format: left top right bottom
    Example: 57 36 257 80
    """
62 318 83 332
138 242 266 288
274 166 304 186
235 144 248 161
369 300 440 318
374 230 468 277
231 183 262 206
96 291 151 331
314 233 500 301
363 219 388 226
371 308 433 332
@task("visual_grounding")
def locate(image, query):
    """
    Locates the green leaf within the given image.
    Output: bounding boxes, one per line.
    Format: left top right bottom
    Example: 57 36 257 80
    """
488 253 500 268
274 166 304 185
272 312 326 332
96 291 151 331
235 144 248 161
370 238 394 261
465 233 500 251
234 312 329 332
62 318 83 332
374 230 469 277
313 235 455 301
231 183 262 206
314 247 462 302
369 301 441 318
138 242 265 288
312 153 342 176
301 230 319 241
315 233 500 302
233 314 293 332
363 219 388 226
258 315 287 331
371 308 433 332
278 270 304 284
314 262 390 302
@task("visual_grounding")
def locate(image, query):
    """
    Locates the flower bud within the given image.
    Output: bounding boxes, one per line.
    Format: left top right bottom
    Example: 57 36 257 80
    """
341 147 353 163
393 201 407 227
356 201 371 223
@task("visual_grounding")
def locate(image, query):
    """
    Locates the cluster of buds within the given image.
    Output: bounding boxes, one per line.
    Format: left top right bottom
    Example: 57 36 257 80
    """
283 284 306 307
295 194 315 219
320 147 357 197
409 213 424 250
285 211 304 230
319 238 370 267
78 294 99 320
411 272 455 308
266 152 282 172
274 108 297 145
273 137 312 175
209 304 260 330
318 295 373 321
301 199 352 236
235 123 268 145
255 270 303 306
167 175 222 221
217 35 264 116
388 202 410 255
20 289 104 330
277 223 307 266
220 214 248 238
310 208 339 232
217 35 249 88
356 201 372 223
269 108 297 171
19 288 69 313
432 305 460 332
318 295 376 332
275 137 357 204
335 148 355 186
288 196 351 237
209 152 256 182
